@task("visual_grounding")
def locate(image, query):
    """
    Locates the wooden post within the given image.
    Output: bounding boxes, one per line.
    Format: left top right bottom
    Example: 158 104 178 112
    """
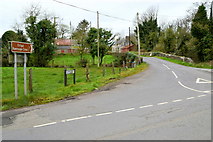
103 64 106 77
112 62 115 74
86 64 90 82
64 69 67 86
123 61 126 70
51 60 54 68
137 12 141 56
29 68 33 93
97 11 100 67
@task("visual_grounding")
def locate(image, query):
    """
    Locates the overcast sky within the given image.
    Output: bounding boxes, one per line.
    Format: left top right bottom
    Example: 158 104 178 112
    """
0 0 209 37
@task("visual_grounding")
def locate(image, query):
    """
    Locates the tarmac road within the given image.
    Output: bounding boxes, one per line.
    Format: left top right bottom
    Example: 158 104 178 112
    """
1 57 212 140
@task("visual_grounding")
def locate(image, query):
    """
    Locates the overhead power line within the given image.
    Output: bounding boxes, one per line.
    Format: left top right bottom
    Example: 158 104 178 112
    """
53 0 96 13
52 0 133 23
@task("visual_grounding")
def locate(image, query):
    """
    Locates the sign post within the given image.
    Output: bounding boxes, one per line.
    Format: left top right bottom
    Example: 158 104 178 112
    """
64 69 76 86
14 53 18 99
10 41 33 99
24 53 27 96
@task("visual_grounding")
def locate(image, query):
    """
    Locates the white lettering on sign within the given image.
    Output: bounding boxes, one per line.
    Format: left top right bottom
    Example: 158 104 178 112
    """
66 70 75 74
11 41 33 53
17 44 24 48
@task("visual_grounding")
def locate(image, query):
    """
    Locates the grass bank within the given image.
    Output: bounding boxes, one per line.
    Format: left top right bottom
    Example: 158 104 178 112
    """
157 56 212 69
1 54 148 111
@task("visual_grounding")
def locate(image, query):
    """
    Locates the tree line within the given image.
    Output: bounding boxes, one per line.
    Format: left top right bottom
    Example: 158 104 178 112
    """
1 5 114 67
1 2 212 67
135 3 213 63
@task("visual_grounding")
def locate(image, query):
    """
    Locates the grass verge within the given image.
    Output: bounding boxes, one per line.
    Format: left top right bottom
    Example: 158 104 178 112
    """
156 56 212 69
1 63 148 111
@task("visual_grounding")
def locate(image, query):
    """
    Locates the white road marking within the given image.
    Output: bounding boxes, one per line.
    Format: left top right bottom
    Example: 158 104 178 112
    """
139 105 153 108
196 78 212 84
186 97 195 100
96 112 113 116
163 64 170 70
63 115 92 122
34 122 57 128
178 81 210 93
115 108 135 113
197 95 207 97
172 71 178 78
157 102 169 105
33 92 209 128
172 99 182 102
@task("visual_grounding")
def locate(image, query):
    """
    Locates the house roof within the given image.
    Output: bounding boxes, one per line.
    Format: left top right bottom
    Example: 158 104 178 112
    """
55 39 72 46
122 45 134 49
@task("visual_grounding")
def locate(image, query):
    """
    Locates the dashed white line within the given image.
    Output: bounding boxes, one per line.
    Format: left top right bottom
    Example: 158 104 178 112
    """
197 95 207 97
163 64 170 70
33 93 209 129
172 99 182 103
139 105 153 108
172 71 178 78
62 115 92 122
34 122 57 128
157 102 169 105
115 108 135 113
96 112 113 116
186 97 195 100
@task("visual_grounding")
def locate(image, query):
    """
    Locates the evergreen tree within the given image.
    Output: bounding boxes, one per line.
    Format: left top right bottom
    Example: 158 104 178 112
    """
191 4 209 40
86 27 114 65
72 19 90 60
136 17 160 51
1 30 28 66
191 4 212 62
25 16 57 67
175 27 191 56
135 9 160 52
209 1 213 35
162 27 176 53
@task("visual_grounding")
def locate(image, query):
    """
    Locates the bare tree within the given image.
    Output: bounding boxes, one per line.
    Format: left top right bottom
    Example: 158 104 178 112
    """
141 7 158 22
57 24 70 39
23 3 41 20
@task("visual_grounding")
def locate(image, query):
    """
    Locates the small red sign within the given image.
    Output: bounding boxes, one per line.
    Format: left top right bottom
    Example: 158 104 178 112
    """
11 41 33 53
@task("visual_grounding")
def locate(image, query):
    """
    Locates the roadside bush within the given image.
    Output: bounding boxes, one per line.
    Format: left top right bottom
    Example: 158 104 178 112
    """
113 53 127 66
113 52 142 67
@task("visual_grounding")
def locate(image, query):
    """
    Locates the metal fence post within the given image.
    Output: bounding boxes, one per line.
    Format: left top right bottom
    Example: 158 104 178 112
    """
73 69 76 84
64 69 67 86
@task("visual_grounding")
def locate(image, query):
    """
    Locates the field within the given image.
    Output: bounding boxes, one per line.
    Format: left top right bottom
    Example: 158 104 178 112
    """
1 54 148 111
47 54 115 67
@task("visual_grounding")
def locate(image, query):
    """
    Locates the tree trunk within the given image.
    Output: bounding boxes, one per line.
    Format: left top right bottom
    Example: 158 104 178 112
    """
100 56 103 66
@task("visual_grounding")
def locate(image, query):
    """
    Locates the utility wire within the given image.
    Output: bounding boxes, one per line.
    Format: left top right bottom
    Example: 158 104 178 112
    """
53 0 133 23
53 0 96 13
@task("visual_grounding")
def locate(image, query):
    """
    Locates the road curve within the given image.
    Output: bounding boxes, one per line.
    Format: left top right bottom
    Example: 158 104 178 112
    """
1 57 212 140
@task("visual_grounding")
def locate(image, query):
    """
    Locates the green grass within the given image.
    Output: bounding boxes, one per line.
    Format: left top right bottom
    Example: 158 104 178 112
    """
48 53 116 67
1 54 148 111
157 56 212 69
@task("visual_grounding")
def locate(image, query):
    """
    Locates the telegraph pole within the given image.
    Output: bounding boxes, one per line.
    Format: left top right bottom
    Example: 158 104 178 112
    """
97 11 100 67
70 21 72 41
136 13 141 56
129 27 131 46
